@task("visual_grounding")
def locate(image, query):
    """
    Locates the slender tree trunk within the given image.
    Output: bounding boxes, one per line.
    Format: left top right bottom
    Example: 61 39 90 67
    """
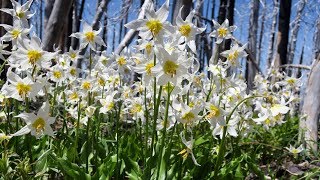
0 0 12 80
287 0 306 65
246 0 259 90
43 0 73 51
272 0 292 70
299 16 320 154
257 0 266 66
44 0 55 29
267 0 279 69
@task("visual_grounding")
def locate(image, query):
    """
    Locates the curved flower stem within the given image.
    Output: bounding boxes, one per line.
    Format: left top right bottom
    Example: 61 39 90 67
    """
213 96 261 179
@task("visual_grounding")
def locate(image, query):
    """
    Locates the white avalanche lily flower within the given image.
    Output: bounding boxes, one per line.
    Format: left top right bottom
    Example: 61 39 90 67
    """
210 19 236 44
176 8 205 53
152 47 188 86
178 130 200 166
0 19 31 47
0 0 35 27
12 101 55 139
125 0 173 40
2 70 42 101
176 102 201 127
70 22 106 50
285 144 304 155
220 43 247 67
11 35 55 70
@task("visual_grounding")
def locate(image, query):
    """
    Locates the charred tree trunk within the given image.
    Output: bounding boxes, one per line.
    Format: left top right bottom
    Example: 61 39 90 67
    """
272 0 291 70
267 0 279 69
44 0 55 29
299 16 320 154
43 0 73 51
257 0 266 67
245 0 259 90
0 0 12 80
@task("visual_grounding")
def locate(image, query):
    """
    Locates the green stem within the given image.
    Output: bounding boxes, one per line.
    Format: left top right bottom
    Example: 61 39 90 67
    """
213 96 260 178
156 82 171 180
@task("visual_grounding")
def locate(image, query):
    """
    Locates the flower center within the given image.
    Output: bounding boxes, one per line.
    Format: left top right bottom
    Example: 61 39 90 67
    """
145 43 153 54
146 20 163 36
286 78 296 85
32 117 45 134
82 81 91 90
179 24 192 37
27 50 42 65
16 10 25 18
85 31 95 42
98 77 106 86
16 82 32 97
163 60 179 77
117 56 127 66
217 27 228 37
206 105 220 119
70 68 76 76
182 111 195 123
70 53 77 59
53 71 62 79
145 62 154 75
130 104 143 114
69 92 79 100
228 50 239 61
11 29 21 39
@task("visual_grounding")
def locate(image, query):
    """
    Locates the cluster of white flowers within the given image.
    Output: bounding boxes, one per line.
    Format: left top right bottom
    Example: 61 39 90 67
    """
0 0 302 165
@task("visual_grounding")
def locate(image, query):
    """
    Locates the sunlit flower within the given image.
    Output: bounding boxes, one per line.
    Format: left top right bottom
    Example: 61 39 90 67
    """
70 22 106 50
2 70 42 101
220 43 247 67
210 19 236 44
0 0 35 27
285 144 304 155
12 101 55 138
176 8 205 53
10 35 55 70
125 0 174 40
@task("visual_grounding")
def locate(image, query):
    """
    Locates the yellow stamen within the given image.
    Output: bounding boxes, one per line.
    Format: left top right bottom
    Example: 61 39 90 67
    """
85 31 95 42
16 83 31 97
163 60 179 77
32 117 45 134
27 50 42 65
217 27 228 37
179 24 192 37
146 20 163 36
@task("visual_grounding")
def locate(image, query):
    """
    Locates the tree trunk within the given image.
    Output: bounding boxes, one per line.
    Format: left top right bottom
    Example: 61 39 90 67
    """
272 0 291 70
266 0 279 69
257 0 266 66
287 0 306 66
44 0 55 29
300 16 320 154
245 0 259 90
0 0 12 80
43 0 74 51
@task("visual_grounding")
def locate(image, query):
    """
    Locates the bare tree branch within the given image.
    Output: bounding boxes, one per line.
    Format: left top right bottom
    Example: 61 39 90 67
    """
115 0 152 55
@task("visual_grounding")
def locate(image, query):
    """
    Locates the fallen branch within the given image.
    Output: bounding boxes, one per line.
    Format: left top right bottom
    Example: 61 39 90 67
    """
280 64 311 70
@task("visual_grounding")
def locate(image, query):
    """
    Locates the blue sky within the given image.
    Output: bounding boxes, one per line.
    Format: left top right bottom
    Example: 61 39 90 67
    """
29 0 320 75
